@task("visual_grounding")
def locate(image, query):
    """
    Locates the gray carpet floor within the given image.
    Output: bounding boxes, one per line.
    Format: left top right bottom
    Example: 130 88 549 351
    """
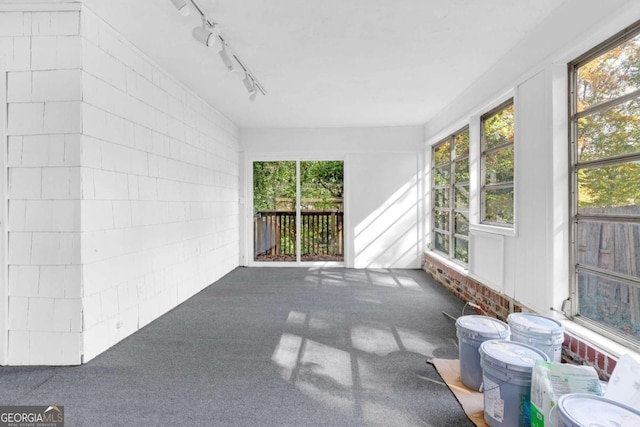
0 268 474 426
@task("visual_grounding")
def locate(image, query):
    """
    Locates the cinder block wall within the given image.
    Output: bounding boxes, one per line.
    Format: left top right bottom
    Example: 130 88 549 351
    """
79 8 240 363
5 8 83 365
2 5 240 365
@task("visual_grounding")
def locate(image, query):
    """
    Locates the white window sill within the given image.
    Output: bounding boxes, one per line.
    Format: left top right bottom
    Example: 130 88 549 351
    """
470 223 517 237
426 250 469 275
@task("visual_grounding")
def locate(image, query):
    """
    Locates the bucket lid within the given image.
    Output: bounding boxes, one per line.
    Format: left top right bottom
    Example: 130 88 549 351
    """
480 339 547 369
508 312 564 335
455 315 509 338
557 393 640 427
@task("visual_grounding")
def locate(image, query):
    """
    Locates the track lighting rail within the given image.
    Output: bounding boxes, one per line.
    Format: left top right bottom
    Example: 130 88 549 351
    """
170 0 266 100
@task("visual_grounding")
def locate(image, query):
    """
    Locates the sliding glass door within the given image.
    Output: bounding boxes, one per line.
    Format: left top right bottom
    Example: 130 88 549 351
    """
252 160 344 264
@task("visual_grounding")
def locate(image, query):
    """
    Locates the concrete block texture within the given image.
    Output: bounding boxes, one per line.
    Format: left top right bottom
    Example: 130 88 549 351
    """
4 5 240 366
10 200 78 232
32 70 82 102
43 101 82 134
8 103 44 135
30 232 80 265
2 9 84 367
8 296 29 330
31 11 79 36
8 265 39 297
31 35 81 70
28 331 81 365
0 12 25 36
0 36 31 70
7 71 31 102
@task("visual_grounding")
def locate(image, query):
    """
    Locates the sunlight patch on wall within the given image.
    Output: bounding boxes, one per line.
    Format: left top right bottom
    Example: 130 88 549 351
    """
354 173 420 268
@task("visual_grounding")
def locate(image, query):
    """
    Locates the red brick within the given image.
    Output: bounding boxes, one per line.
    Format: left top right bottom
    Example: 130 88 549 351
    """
563 333 570 347
607 357 617 375
586 346 596 363
596 352 605 370
578 341 586 358
570 337 578 354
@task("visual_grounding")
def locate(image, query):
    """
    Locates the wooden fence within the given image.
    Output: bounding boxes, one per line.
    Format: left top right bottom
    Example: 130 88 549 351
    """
577 206 640 339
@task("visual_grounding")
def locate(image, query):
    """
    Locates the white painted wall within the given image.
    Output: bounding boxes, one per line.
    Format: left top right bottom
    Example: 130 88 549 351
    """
510 71 551 308
0 4 240 365
3 5 83 365
349 152 422 268
0 57 6 366
241 127 424 268
424 0 640 315
79 7 240 363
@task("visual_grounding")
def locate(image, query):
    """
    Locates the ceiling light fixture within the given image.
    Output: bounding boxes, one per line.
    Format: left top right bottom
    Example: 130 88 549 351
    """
170 0 190 16
218 44 235 71
242 74 255 92
192 22 219 47
243 74 258 102
170 0 266 100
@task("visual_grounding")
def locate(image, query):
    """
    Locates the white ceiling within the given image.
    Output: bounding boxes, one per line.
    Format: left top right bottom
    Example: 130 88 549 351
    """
81 0 568 129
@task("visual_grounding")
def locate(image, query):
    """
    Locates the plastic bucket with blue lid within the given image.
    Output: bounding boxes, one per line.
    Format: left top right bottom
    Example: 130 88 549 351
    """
455 315 510 391
555 393 640 427
480 339 549 427
507 312 564 362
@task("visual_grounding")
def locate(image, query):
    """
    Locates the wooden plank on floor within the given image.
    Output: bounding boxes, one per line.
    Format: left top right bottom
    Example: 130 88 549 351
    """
429 358 489 427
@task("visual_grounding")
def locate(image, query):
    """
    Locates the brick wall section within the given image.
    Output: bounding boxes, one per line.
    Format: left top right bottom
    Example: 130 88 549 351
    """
562 332 618 381
79 7 240 362
3 9 83 365
423 252 522 321
423 252 619 380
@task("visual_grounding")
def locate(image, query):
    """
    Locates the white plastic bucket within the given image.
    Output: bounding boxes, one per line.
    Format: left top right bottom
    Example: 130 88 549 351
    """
480 339 549 427
556 393 640 427
455 315 510 391
507 312 564 363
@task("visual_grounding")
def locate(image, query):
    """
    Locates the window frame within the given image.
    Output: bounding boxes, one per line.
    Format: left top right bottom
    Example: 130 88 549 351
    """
431 126 470 266
480 99 515 228
568 21 640 351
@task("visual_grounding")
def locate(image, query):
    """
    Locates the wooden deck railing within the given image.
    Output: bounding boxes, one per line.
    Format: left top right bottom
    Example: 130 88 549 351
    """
254 211 344 260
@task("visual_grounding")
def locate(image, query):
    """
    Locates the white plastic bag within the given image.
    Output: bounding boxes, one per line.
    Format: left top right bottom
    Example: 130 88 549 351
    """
605 353 640 408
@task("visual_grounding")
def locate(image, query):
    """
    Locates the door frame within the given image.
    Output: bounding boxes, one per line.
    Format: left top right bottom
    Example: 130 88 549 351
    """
245 154 348 267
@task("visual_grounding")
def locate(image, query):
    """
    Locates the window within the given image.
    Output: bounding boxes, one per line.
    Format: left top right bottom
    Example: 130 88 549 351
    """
432 127 470 265
480 100 515 227
569 23 640 347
